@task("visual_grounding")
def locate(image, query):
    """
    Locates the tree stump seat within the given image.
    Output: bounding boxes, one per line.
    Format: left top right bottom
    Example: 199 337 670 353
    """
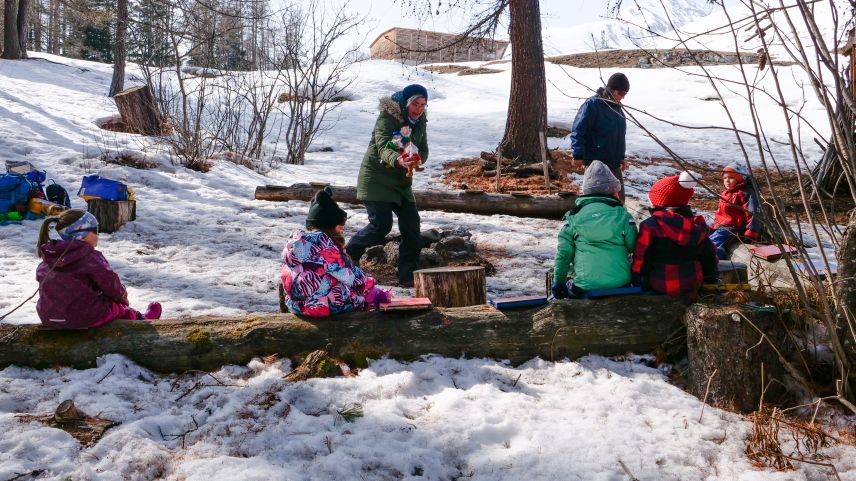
414 266 486 308
86 199 136 233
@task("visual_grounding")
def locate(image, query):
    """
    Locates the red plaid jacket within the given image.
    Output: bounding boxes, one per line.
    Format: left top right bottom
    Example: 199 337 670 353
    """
631 207 719 296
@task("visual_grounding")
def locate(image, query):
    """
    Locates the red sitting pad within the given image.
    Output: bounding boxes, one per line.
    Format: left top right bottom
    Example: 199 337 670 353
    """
379 298 433 311
749 244 798 261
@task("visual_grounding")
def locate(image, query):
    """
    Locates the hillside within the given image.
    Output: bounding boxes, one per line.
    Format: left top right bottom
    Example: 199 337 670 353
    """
0 1 854 476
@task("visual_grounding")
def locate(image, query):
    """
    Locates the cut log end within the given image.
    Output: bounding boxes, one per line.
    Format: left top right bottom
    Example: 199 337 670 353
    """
414 266 486 308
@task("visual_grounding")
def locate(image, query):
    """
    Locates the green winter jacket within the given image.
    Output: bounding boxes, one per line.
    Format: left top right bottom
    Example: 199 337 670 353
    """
553 195 638 291
356 96 429 204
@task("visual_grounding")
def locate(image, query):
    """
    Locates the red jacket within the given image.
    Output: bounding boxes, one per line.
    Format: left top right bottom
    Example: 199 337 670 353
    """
631 207 719 296
36 239 128 329
714 181 761 239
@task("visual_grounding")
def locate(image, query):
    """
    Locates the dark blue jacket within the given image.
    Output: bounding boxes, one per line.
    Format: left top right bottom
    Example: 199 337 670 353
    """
571 88 626 169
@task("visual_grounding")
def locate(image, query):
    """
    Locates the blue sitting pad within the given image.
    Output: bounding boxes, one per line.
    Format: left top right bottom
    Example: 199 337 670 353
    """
795 259 838 280
581 286 643 299
491 295 548 309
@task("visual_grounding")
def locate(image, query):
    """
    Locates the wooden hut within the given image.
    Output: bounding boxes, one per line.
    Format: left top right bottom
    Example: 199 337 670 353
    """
369 27 509 64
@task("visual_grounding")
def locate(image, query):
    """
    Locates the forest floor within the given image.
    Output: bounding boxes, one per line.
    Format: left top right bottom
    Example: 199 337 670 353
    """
441 152 854 225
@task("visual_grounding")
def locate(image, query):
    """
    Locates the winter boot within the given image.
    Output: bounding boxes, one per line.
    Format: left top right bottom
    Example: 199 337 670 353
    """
144 302 162 320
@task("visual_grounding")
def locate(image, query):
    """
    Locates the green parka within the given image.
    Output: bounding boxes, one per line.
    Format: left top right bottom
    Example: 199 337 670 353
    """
553 195 638 291
356 96 429 204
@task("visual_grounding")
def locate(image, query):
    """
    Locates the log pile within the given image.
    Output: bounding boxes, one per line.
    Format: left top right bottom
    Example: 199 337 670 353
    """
0 296 686 373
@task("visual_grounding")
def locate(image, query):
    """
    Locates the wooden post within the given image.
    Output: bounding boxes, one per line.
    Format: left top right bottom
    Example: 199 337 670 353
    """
539 131 550 192
495 150 502 193
86 199 136 233
414 266 486 308
113 85 164 136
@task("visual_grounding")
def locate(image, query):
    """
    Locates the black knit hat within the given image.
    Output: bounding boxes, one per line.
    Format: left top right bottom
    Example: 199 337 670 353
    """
607 72 630 93
305 186 347 230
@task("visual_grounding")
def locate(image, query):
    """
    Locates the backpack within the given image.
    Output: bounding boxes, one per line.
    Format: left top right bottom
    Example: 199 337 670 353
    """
0 173 32 221
46 180 71 208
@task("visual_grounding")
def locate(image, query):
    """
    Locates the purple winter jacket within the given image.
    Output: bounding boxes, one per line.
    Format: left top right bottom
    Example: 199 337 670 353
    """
36 239 128 329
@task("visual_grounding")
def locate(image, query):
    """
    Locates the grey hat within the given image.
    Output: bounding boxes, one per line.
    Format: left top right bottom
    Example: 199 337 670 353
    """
582 160 621 195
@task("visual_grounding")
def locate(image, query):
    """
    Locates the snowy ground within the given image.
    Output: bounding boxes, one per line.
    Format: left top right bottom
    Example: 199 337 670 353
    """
1 3 855 477
3 355 856 481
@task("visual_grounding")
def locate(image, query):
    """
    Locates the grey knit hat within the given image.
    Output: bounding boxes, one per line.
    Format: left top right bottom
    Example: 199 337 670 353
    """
582 160 621 195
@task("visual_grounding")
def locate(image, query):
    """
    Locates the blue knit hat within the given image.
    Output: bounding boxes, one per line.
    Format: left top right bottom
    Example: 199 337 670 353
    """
392 84 428 110
57 211 99 241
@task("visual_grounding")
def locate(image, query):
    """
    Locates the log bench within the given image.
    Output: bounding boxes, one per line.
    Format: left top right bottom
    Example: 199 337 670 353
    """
0 296 686 373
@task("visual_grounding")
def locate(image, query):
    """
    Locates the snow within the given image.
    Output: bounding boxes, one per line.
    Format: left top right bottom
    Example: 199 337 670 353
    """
1 3 855 478
3 354 854 480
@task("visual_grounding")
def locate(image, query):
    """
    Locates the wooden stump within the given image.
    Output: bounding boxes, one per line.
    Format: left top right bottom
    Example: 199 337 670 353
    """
86 199 136 233
718 260 748 284
685 303 787 413
113 85 164 136
414 266 486 308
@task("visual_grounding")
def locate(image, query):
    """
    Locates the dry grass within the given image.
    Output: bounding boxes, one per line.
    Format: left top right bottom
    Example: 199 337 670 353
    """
745 406 839 473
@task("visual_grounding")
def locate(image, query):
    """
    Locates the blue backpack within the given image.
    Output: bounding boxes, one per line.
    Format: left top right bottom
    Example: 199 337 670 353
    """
0 173 31 219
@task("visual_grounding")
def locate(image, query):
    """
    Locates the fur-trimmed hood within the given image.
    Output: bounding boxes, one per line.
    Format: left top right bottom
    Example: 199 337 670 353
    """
378 96 427 124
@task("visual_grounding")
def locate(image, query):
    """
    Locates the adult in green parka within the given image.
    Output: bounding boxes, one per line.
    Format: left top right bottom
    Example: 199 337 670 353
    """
551 161 638 298
346 84 429 286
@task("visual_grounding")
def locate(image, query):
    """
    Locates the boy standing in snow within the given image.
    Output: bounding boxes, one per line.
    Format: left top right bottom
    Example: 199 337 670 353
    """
631 173 719 296
552 161 637 299
710 163 763 259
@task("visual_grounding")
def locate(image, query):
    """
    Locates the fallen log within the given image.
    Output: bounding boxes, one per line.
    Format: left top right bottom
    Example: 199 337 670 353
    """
255 183 576 220
0 296 685 373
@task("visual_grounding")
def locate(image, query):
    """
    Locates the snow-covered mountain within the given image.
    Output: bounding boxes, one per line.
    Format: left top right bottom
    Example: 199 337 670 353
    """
542 0 713 55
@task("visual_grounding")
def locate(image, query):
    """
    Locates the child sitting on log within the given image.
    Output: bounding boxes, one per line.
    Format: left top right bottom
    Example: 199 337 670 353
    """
710 163 763 259
281 187 391 317
36 209 161 329
631 173 719 296
551 161 638 299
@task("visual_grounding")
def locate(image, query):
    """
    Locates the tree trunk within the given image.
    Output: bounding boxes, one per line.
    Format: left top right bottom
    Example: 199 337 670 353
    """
31 0 40 52
108 0 127 97
685 303 788 413
15 0 27 58
113 85 164 135
255 183 576 220
414 266 486 307
2 0 21 59
0 296 687 373
838 208 856 400
499 0 547 165
86 199 136 234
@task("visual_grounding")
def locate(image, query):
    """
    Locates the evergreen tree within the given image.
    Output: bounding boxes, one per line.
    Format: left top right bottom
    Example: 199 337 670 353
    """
127 0 171 66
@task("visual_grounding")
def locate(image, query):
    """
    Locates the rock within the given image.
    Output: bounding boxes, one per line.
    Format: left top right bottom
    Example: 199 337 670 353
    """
441 226 472 239
436 236 469 256
383 241 400 266
361 245 386 265
421 228 442 245
418 248 444 268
